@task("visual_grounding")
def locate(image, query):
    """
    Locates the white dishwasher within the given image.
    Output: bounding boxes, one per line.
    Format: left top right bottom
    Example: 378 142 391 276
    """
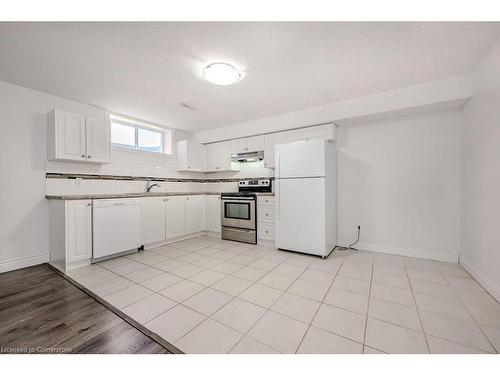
93 198 142 259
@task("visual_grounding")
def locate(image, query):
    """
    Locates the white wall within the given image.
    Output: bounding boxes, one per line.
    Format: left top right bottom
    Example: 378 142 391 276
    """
0 81 203 273
461 37 500 301
0 81 104 272
336 109 462 262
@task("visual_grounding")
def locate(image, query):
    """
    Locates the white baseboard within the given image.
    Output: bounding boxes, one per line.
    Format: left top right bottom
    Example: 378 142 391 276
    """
460 255 500 303
336 240 459 263
0 253 49 273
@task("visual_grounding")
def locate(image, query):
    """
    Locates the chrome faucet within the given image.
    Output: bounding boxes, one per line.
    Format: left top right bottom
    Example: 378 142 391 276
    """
146 179 160 192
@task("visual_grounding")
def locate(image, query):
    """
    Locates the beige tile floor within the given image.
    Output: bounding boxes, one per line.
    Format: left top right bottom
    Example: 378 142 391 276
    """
67 235 500 354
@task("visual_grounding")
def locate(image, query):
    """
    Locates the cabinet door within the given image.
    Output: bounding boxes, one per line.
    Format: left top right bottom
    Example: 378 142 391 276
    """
205 143 219 171
264 132 286 169
165 196 186 239
220 141 241 171
141 197 166 244
186 195 203 234
190 142 205 170
56 110 86 161
176 140 189 170
86 117 111 163
66 200 92 264
205 195 221 233
228 138 247 153
246 135 265 152
286 124 334 143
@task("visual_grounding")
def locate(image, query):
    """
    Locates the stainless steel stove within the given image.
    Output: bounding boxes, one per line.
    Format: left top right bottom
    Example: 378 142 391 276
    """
221 179 272 244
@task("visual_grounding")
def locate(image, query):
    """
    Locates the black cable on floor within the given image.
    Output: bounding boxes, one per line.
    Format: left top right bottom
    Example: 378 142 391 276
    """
334 226 360 252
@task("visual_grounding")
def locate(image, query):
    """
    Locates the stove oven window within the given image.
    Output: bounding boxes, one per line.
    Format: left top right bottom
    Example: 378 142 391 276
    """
224 202 251 220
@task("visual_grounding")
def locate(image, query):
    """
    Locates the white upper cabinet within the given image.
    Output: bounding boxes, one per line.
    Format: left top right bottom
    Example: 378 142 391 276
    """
165 196 186 239
205 141 239 172
48 109 86 162
264 132 286 169
205 143 222 171
285 124 335 143
228 138 247 154
141 197 166 245
186 195 203 234
85 117 111 163
176 140 205 172
47 109 110 164
225 136 265 154
245 135 265 152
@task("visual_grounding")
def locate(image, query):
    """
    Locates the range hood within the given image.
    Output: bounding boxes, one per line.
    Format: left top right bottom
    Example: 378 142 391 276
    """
231 150 264 162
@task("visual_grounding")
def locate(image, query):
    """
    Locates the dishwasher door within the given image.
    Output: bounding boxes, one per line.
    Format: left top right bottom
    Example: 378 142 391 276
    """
92 198 142 259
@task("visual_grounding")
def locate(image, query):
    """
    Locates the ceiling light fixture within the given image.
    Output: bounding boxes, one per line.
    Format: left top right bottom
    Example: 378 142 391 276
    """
203 62 241 86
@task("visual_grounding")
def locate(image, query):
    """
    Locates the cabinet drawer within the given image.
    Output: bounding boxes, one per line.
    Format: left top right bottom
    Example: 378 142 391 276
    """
258 223 275 240
257 196 275 206
258 207 275 223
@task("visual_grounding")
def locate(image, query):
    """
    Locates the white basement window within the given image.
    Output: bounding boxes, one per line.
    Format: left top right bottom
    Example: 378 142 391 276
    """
110 114 172 155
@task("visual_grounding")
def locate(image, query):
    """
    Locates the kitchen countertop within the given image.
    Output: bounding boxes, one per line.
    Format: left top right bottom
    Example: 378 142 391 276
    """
45 191 274 200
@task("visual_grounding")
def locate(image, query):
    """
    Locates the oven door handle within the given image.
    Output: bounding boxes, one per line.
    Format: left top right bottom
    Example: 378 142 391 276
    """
221 198 255 202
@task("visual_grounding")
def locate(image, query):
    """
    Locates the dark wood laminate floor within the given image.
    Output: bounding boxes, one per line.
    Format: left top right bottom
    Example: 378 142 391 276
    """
0 264 171 354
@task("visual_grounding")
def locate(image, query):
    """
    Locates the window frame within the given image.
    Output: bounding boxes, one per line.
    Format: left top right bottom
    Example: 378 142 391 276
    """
109 114 172 156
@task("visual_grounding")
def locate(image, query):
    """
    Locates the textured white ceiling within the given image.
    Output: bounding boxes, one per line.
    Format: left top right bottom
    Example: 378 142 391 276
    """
0 22 498 131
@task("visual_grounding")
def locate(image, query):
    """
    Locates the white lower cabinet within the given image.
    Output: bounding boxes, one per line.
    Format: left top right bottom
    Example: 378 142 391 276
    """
66 200 92 264
186 195 203 234
49 194 223 271
165 196 186 239
49 199 92 271
205 195 221 233
257 195 276 244
141 197 167 244
258 223 275 241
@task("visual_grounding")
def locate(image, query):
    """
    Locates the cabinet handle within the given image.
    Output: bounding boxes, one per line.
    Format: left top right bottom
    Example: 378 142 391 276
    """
188 166 191 169
265 213 269 216
87 203 91 207
87 155 92 159
166 198 170 201
81 154 85 158
186 197 189 200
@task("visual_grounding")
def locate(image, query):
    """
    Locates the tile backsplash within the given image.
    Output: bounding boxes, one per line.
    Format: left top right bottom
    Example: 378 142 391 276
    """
45 145 274 196
45 176 240 196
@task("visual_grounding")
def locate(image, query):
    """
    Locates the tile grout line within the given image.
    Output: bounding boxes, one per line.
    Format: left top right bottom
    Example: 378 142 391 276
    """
436 264 499 354
233 258 311 354
225 253 328 353
175 247 291 352
293 253 346 354
404 264 431 353
225 252 294 353
361 255 375 353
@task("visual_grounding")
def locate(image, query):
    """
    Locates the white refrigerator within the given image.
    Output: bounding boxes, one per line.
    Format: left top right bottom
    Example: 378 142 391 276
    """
274 138 336 257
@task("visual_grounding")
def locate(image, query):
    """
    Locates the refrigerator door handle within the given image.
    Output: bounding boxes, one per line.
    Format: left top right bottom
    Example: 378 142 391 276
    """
276 151 280 179
276 180 280 218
